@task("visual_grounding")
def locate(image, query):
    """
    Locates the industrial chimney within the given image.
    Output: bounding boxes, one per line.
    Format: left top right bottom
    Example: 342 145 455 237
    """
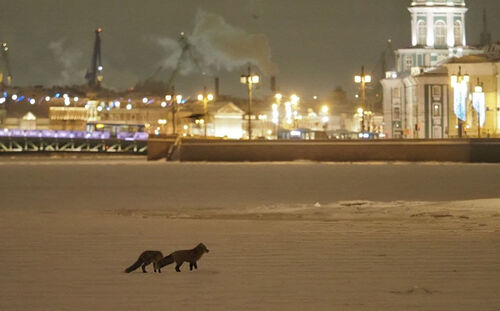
270 76 276 94
214 77 220 98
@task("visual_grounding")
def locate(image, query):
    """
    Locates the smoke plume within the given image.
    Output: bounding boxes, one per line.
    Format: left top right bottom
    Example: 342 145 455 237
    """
48 40 85 85
157 10 278 77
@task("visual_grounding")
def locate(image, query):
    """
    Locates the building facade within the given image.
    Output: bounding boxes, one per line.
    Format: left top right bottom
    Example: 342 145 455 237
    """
382 0 482 138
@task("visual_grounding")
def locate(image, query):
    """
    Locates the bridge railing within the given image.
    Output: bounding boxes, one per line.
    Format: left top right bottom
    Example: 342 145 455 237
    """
0 129 148 154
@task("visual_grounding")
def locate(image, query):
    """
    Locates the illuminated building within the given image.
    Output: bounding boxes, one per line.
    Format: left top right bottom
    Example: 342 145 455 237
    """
381 0 483 138
444 55 500 137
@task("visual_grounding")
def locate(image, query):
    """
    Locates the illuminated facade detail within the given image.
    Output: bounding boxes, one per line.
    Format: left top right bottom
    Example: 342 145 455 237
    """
472 89 486 127
417 20 427 45
444 58 500 137
452 79 468 121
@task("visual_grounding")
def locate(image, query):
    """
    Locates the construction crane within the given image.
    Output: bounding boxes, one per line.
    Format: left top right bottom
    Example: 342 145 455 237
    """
135 32 204 94
0 42 13 87
85 28 103 88
165 32 204 93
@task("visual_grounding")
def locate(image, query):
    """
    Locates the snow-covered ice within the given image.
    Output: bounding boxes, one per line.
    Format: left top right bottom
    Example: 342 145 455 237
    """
0 159 499 310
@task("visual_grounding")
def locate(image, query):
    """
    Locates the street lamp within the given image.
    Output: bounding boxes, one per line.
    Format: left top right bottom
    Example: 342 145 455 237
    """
272 93 282 139
165 93 181 135
240 67 260 140
472 78 485 138
197 88 214 137
354 66 371 133
450 66 469 138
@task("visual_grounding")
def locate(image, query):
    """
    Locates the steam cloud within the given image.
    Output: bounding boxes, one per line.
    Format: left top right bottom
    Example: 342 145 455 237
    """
48 40 85 85
157 10 278 77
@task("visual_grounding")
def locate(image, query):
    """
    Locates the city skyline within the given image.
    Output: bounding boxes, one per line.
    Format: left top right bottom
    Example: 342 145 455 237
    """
1 0 499 100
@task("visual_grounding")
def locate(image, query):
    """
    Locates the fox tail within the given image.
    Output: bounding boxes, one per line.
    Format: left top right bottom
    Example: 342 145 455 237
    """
158 254 174 269
124 259 143 273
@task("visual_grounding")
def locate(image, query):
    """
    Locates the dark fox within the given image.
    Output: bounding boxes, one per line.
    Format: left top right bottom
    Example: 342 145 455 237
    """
124 250 164 273
158 243 209 272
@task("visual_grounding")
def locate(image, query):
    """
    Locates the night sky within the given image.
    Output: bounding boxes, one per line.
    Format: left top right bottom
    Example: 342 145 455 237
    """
0 0 498 99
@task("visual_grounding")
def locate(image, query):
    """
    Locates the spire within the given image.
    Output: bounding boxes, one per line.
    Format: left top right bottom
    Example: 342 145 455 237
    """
480 9 492 47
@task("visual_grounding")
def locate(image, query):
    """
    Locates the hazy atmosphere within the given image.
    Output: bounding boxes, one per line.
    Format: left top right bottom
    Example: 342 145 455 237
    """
1 0 499 97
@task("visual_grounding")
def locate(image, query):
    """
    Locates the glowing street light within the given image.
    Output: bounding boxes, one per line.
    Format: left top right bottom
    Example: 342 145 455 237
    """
197 89 214 137
354 65 372 133
240 67 260 140
167 93 183 135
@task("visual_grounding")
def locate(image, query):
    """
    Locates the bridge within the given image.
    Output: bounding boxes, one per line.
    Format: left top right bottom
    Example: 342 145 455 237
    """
0 129 148 154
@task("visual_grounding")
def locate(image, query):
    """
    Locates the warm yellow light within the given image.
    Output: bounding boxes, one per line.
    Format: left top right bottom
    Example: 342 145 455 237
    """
165 95 172 101
275 93 282 100
197 94 204 101
321 106 329 114
464 74 470 82
251 75 260 84
183 125 188 130
176 95 183 104
355 75 362 83
474 85 483 93
272 103 278 109
207 94 214 101
364 75 372 83
158 119 167 125
291 94 300 103
240 76 247 84
96 123 104 129
357 108 364 114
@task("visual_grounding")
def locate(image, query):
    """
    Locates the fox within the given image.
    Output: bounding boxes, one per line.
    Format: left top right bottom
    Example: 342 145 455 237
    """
124 250 164 273
158 243 210 272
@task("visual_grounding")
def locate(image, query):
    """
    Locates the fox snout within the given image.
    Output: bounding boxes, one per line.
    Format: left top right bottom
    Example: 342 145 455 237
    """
205 249 210 253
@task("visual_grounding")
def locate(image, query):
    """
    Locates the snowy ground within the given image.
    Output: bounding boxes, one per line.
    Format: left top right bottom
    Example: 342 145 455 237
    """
1 159 499 310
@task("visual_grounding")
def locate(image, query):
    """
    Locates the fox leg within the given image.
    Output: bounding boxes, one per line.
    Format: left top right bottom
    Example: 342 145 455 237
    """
190 263 194 271
194 262 198 270
141 263 147 273
175 262 183 272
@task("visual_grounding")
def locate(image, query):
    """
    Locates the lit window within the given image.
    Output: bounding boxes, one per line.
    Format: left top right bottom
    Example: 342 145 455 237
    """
417 20 427 45
433 103 441 117
454 21 462 46
405 55 413 69
434 21 447 47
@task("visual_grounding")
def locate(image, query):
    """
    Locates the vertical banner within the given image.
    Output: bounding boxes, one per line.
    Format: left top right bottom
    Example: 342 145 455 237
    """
472 92 486 126
453 81 467 121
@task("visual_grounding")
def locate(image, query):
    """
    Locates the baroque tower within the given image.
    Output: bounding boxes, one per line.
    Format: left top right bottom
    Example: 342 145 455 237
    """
396 0 474 74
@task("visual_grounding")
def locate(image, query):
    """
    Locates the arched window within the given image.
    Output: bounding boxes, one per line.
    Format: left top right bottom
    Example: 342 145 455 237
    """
454 21 462 46
417 20 427 45
434 21 447 47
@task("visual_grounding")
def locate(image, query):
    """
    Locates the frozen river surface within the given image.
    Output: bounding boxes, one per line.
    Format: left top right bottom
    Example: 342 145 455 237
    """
1 159 499 310
1 159 499 211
